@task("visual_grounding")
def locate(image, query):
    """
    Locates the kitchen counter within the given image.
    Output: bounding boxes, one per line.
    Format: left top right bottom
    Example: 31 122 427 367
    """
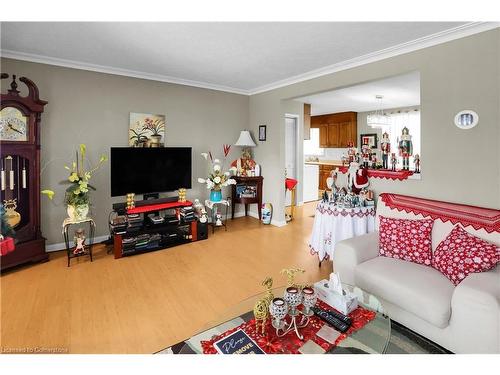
304 160 344 166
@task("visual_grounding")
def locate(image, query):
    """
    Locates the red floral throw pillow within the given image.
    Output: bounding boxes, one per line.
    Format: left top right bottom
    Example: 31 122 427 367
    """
378 216 434 266
432 226 499 286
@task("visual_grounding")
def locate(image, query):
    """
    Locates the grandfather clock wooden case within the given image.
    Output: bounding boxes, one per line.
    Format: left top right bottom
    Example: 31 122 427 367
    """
1 74 48 270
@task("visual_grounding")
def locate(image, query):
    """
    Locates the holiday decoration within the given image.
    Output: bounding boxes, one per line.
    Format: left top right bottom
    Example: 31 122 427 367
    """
253 277 274 335
390 153 397 171
398 127 413 170
361 143 371 168
414 154 420 173
380 132 391 169
347 162 369 194
347 141 357 164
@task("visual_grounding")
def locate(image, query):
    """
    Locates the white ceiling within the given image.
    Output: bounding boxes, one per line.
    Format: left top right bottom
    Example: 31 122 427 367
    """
0 22 487 94
296 71 420 115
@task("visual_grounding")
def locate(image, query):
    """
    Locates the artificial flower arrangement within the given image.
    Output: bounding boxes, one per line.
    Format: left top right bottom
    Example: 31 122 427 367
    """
42 144 107 220
198 145 237 201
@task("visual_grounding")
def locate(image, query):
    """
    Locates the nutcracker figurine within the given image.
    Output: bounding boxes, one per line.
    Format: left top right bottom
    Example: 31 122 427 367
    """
361 143 371 168
398 127 413 170
414 154 421 173
370 153 377 169
347 141 357 164
390 153 398 171
380 132 391 169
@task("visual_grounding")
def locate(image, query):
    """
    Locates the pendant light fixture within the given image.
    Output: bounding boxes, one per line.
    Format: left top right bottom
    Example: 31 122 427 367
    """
367 95 390 129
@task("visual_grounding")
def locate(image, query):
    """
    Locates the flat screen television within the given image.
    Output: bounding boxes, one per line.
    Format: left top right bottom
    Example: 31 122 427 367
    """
110 147 192 197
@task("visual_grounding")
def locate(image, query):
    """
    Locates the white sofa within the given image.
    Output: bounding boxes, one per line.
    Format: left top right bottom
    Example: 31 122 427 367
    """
334 194 500 354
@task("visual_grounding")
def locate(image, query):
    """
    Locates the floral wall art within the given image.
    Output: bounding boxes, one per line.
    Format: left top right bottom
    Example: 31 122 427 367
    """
129 112 166 147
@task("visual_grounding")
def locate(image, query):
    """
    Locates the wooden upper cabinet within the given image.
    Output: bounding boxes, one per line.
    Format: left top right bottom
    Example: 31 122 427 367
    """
318 124 329 148
311 111 357 148
303 103 311 140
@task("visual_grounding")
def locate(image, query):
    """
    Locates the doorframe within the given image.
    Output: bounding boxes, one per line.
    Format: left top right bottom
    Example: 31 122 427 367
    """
284 113 302 208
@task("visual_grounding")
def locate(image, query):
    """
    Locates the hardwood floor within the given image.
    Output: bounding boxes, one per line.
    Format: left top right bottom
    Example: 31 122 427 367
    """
0 202 330 354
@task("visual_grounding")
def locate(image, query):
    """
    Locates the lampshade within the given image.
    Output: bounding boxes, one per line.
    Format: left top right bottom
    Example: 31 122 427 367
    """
234 130 256 147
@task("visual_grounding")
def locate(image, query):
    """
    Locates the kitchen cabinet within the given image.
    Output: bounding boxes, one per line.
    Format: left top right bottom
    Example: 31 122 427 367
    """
303 103 311 140
311 111 357 148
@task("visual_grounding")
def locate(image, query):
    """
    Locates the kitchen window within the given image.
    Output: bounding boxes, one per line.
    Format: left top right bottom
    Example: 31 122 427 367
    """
304 128 324 156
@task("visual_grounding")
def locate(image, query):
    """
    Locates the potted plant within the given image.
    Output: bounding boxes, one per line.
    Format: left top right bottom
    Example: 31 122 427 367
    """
143 117 165 147
42 144 107 221
198 145 236 202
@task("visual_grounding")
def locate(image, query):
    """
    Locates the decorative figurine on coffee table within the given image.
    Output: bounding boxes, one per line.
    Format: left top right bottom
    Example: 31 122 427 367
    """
73 228 86 255
253 277 274 335
398 127 413 170
280 267 305 287
414 154 421 173
380 132 391 169
390 153 398 171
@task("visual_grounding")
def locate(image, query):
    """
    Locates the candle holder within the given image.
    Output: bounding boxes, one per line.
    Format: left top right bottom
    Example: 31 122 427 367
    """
269 286 318 340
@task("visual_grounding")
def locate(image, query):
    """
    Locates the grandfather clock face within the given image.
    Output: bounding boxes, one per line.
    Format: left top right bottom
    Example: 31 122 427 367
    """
0 107 29 142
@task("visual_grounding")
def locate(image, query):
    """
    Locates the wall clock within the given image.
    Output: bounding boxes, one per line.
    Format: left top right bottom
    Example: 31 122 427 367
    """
1 74 49 270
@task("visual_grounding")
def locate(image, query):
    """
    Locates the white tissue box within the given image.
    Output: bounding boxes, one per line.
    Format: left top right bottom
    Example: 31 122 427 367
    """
314 279 358 315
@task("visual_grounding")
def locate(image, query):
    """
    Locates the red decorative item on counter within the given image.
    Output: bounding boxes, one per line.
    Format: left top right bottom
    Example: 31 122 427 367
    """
338 166 413 181
201 299 376 354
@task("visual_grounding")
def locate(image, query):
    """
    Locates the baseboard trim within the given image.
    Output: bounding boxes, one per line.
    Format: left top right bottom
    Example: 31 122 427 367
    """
45 235 110 252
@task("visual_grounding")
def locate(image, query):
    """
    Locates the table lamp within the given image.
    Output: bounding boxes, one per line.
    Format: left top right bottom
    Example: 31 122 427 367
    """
234 130 256 159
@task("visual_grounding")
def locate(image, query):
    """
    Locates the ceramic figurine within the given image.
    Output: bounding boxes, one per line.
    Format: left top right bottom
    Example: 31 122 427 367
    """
73 228 86 255
390 152 398 171
347 161 369 194
398 127 413 170
380 132 391 169
215 212 223 226
361 143 371 168
261 203 273 225
370 153 377 169
414 154 420 173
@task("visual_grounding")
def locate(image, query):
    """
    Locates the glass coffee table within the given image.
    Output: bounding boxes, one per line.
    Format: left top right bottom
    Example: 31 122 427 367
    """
159 284 391 354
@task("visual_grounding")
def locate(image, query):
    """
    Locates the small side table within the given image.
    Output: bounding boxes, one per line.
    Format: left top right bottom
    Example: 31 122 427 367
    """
62 217 96 267
205 200 230 234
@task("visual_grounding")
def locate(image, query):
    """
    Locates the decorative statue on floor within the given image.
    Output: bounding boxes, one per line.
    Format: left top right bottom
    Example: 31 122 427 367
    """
347 161 369 194
380 132 391 169
253 277 274 335
398 127 413 170
414 154 421 173
390 152 398 171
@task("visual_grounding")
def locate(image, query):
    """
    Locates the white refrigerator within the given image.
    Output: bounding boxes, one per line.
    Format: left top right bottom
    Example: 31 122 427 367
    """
303 164 319 202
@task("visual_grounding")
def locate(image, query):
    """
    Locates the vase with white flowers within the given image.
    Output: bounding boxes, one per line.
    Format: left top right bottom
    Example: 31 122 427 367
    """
41 144 107 221
198 145 237 202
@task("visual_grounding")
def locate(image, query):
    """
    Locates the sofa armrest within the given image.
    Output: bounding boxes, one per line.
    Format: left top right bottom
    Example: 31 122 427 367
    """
450 266 500 353
333 232 379 286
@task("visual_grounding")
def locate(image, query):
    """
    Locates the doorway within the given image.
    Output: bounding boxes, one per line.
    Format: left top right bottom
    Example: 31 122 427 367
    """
285 115 299 215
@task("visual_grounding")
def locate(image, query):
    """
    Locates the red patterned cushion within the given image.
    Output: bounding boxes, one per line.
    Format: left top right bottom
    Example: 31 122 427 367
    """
378 216 434 266
432 226 499 285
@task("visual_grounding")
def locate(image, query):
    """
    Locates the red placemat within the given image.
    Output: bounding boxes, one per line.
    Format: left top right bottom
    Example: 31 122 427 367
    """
201 299 376 354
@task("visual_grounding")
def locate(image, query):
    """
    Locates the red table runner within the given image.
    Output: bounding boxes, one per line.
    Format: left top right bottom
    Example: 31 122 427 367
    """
201 299 376 354
337 167 414 181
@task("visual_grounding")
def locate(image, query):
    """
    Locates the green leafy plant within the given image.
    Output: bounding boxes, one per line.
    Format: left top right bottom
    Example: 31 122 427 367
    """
41 144 107 206
0 204 15 238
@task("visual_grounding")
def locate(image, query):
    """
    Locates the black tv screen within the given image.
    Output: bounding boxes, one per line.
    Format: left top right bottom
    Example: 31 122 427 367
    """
110 147 192 197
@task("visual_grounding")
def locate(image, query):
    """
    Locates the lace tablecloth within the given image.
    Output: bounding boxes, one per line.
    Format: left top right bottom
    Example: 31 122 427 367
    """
309 202 376 262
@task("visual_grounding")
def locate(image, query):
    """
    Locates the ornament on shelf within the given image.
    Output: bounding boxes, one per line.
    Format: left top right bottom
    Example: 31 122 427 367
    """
347 161 369 194
73 228 86 255
126 193 135 209
390 153 398 171
398 127 413 170
361 143 371 168
253 277 274 335
178 188 186 202
414 154 420 173
380 132 391 169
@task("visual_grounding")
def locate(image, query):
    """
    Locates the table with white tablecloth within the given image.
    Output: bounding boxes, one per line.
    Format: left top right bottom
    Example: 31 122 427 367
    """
309 202 376 264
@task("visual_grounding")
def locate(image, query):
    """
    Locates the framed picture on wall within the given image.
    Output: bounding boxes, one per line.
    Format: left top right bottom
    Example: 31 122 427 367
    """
259 125 267 141
360 133 378 149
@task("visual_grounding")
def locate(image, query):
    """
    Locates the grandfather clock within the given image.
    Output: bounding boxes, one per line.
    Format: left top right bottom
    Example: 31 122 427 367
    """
1 74 48 270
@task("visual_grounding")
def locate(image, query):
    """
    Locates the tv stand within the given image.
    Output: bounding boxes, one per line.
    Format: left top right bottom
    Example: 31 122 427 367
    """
111 200 203 259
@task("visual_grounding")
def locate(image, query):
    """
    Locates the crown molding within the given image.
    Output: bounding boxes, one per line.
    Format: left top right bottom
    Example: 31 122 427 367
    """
248 22 500 95
1 22 498 96
0 50 250 95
